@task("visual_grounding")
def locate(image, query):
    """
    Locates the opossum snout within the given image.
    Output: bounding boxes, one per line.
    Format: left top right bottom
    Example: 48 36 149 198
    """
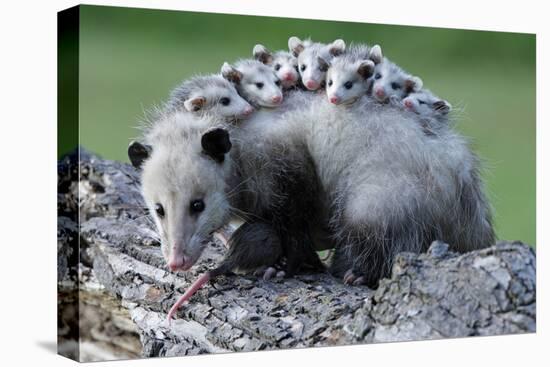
168 248 190 272
271 95 282 104
282 72 295 81
305 79 320 90
329 95 340 104
375 87 386 99
243 105 254 115
403 98 414 109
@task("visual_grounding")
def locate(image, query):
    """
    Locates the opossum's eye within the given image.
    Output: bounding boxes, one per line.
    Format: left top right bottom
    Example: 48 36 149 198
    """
418 100 426 105
255 82 264 89
274 64 281 71
220 97 230 106
375 73 382 80
300 64 306 71
275 80 281 87
190 199 205 214
154 203 165 218
327 79 333 87
344 81 353 90
391 82 401 90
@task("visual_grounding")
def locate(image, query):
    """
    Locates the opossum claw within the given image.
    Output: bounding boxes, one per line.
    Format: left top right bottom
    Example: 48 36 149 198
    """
343 269 357 285
263 267 277 280
167 272 211 324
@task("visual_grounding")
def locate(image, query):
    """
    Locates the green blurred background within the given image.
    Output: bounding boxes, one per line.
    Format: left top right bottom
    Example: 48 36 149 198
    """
75 5 536 245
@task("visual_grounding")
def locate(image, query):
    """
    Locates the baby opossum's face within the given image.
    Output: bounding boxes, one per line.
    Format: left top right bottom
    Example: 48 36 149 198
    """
222 61 283 108
253 45 299 89
325 59 375 105
131 125 233 273
289 37 346 91
184 83 254 122
372 60 423 103
272 53 299 89
402 90 451 118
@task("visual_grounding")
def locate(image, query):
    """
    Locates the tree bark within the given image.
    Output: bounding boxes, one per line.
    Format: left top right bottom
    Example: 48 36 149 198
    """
58 148 536 358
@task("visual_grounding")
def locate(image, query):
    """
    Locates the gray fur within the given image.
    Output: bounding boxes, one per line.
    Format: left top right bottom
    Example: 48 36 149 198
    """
289 37 346 91
221 59 283 108
253 44 300 90
164 74 254 122
138 88 493 287
288 94 494 285
372 58 423 103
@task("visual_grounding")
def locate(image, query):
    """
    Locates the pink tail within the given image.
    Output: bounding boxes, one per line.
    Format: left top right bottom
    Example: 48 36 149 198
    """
167 272 211 324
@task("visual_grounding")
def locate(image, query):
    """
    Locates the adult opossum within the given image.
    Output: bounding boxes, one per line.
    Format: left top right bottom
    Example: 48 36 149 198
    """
291 93 494 285
130 89 494 319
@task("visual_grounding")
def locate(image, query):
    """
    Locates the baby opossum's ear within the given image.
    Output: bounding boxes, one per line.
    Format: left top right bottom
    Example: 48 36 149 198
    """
328 39 346 57
253 44 273 65
221 62 243 85
183 96 206 112
288 36 305 57
369 45 383 64
201 127 232 163
433 100 452 115
128 141 152 170
357 60 375 79
404 76 423 93
317 57 330 72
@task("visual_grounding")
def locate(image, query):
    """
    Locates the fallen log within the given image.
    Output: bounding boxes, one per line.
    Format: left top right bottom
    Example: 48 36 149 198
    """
57 148 536 360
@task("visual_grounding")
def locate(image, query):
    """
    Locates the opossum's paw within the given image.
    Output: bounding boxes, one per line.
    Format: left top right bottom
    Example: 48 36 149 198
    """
343 269 367 286
263 266 278 280
252 266 283 280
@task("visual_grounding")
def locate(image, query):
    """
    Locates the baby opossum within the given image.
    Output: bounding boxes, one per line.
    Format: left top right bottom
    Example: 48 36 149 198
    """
164 74 254 122
253 44 300 90
402 89 452 123
285 94 494 286
221 59 284 108
324 44 383 105
288 36 346 91
130 108 324 321
371 58 423 103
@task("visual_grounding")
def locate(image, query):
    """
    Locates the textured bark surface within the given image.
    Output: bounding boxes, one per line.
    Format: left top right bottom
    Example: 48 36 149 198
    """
58 149 536 359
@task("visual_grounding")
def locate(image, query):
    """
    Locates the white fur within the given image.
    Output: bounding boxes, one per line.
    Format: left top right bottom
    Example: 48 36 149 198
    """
289 36 346 90
372 58 423 102
253 44 300 89
166 74 253 122
222 60 284 108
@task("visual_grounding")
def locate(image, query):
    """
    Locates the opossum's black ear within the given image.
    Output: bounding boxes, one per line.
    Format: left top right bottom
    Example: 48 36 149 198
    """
404 76 423 93
369 45 383 64
253 44 273 64
357 60 375 79
328 39 346 57
433 100 451 115
288 36 304 57
201 127 232 163
221 62 243 84
317 57 330 72
128 141 151 169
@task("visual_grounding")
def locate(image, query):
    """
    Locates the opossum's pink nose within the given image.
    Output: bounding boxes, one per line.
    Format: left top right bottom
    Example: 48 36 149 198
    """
271 95 282 104
243 105 254 115
375 88 385 98
305 80 319 90
329 96 340 104
403 99 414 109
283 72 295 81
168 252 188 272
